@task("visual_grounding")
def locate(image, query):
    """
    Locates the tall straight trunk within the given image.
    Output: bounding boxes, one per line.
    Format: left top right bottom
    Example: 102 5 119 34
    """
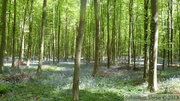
12 0 16 67
52 0 55 63
7 0 12 61
107 0 110 68
128 0 133 66
143 0 149 81
72 0 86 100
57 0 61 63
0 0 8 73
148 0 158 92
19 0 29 62
162 0 166 70
92 0 100 76
64 12 68 62
178 2 180 62
167 0 170 67
112 0 116 65
170 0 174 65
27 0 34 67
117 0 122 60
37 0 47 74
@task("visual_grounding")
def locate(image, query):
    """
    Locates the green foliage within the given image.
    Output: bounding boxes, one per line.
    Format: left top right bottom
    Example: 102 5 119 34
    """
0 82 9 94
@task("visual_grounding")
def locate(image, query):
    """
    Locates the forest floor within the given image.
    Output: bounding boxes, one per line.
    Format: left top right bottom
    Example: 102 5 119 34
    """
1 61 180 101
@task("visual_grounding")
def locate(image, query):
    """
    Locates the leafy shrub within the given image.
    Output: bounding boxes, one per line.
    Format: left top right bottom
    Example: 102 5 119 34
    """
0 82 9 94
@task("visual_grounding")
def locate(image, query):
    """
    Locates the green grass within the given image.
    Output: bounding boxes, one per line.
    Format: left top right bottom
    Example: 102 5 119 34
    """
0 64 180 101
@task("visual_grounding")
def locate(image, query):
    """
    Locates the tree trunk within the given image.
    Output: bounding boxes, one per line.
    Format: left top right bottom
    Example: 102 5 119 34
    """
7 0 12 62
57 0 61 63
167 0 170 67
72 0 86 100
170 0 174 65
0 0 8 73
37 0 47 74
27 0 34 67
128 0 133 66
107 0 110 68
112 0 116 65
19 0 29 62
12 0 16 67
92 0 100 76
148 0 158 92
143 0 149 81
52 0 55 64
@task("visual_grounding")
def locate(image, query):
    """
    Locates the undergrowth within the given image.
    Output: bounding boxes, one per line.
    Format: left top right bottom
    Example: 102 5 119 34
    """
0 64 180 101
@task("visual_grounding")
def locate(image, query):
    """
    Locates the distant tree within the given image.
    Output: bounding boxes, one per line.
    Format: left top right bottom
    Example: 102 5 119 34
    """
37 0 47 74
0 0 8 73
148 0 158 92
72 0 87 100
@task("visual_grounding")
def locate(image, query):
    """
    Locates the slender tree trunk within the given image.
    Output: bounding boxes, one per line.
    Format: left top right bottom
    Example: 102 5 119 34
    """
19 0 29 62
37 0 47 74
92 0 100 76
170 0 174 65
148 0 158 92
0 0 8 73
167 0 170 67
72 0 86 100
162 1 166 70
107 0 110 68
27 0 34 67
117 0 122 60
52 0 55 63
128 0 133 66
57 0 61 63
143 0 149 81
7 0 12 62
112 0 116 65
12 0 16 67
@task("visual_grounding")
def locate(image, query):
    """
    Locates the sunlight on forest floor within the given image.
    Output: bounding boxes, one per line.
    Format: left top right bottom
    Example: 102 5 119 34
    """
1 61 180 101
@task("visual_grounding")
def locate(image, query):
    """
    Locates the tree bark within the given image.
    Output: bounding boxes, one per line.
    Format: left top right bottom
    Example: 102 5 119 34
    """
92 0 100 76
57 0 61 63
37 0 47 74
12 0 16 67
0 0 8 73
128 0 133 66
112 0 116 65
148 0 158 92
107 0 110 69
72 0 87 100
27 0 34 67
143 0 149 81
19 0 29 62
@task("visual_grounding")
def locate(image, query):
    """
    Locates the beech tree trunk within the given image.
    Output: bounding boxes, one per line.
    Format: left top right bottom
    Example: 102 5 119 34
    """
148 0 158 92
27 0 34 67
92 0 100 76
107 0 110 69
72 0 87 100
143 0 149 81
128 0 133 66
0 0 8 73
37 0 47 74
12 0 16 67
